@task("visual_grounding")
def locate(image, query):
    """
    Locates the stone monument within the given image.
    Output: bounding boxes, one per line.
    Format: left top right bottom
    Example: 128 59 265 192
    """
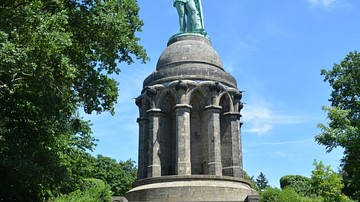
125 2 259 201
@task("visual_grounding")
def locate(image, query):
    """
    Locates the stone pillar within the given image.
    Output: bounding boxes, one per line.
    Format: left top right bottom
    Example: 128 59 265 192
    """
239 121 244 178
205 105 222 176
222 112 243 178
175 104 192 175
147 108 162 177
137 117 149 179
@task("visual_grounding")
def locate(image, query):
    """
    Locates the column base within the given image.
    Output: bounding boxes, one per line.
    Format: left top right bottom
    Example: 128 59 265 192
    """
223 166 243 178
208 162 222 175
176 161 191 175
147 165 161 178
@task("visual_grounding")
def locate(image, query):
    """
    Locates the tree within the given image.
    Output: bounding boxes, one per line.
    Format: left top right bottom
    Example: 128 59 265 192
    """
54 178 112 202
0 0 147 201
280 175 312 197
256 172 269 190
90 155 137 196
311 160 346 201
316 51 360 200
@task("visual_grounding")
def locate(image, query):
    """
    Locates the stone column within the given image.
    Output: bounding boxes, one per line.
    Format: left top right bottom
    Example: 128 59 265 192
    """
205 105 222 176
147 108 162 177
222 112 243 178
239 121 244 178
175 104 192 175
137 117 149 179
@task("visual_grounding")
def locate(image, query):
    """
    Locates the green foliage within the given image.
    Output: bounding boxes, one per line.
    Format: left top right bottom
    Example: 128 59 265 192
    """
90 155 137 196
256 172 269 190
0 0 147 201
53 178 112 202
244 170 258 190
317 51 360 200
278 161 354 202
260 187 323 202
280 175 312 197
311 160 346 202
260 187 282 202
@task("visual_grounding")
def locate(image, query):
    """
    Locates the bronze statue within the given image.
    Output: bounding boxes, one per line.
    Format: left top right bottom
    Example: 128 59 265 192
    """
173 0 204 33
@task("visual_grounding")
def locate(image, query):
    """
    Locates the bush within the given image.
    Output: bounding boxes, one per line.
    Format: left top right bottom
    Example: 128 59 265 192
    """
260 187 324 202
280 175 312 196
53 178 112 202
261 188 298 202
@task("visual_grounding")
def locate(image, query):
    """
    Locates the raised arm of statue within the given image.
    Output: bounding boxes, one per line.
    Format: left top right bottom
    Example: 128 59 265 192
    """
173 0 204 33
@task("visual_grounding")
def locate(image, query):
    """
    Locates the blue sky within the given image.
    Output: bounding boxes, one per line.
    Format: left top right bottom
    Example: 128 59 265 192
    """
83 0 360 187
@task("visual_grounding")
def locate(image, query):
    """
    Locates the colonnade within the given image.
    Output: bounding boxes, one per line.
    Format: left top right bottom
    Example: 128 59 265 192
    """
136 80 244 180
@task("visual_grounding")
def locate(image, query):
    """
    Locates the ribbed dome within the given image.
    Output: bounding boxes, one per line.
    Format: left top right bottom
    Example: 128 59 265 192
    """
143 34 237 88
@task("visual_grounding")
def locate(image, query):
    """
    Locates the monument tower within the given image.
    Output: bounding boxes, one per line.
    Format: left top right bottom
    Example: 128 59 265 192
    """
126 1 258 201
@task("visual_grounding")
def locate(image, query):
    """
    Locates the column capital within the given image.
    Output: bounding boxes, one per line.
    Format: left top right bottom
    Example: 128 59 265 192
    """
223 112 242 119
146 108 162 114
205 105 222 112
174 104 192 111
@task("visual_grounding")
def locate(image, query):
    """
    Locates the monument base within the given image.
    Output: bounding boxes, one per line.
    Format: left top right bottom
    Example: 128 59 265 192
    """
125 175 259 201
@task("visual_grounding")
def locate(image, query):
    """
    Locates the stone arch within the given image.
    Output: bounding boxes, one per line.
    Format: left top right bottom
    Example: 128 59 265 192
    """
187 85 211 106
158 91 177 176
155 88 178 108
189 89 208 174
218 92 233 113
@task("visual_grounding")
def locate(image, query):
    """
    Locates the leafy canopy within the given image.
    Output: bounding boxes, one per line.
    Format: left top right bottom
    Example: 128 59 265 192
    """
311 160 345 201
316 51 360 200
0 0 147 201
90 155 137 196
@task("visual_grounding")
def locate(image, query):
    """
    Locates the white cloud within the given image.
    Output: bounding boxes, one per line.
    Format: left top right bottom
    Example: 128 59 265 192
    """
307 0 336 8
245 123 273 135
241 98 309 136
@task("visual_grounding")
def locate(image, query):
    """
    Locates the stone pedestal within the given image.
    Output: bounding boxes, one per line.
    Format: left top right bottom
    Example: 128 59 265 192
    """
126 176 258 202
